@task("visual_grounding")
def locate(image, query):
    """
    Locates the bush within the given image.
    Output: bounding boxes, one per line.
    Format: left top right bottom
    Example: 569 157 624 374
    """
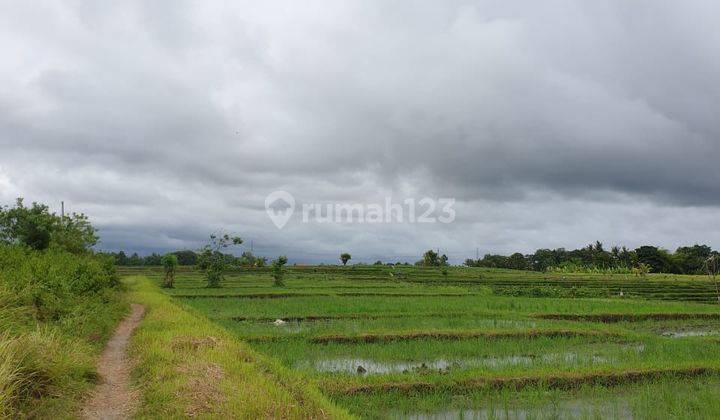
0 246 118 321
161 253 178 288
272 256 288 287
0 243 124 416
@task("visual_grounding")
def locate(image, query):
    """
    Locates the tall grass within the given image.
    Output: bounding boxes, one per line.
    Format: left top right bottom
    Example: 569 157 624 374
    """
126 275 352 418
0 244 126 417
0 334 22 419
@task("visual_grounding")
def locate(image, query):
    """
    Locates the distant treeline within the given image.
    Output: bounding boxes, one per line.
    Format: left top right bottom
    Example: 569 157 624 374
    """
464 242 717 275
110 242 718 275
108 250 267 267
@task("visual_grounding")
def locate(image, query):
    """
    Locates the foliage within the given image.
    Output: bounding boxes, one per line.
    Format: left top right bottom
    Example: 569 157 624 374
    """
340 253 352 266
161 253 179 288
0 243 124 416
125 276 351 418
239 251 267 267
705 254 720 303
173 250 199 265
271 256 288 287
632 262 651 277
0 198 97 253
421 250 448 267
198 233 242 288
110 249 270 268
465 241 717 275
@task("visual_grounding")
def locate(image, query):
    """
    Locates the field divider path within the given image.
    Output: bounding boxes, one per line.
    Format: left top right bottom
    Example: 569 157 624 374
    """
325 366 720 395
536 312 720 323
228 311 513 322
174 292 485 299
81 303 146 420
238 328 617 344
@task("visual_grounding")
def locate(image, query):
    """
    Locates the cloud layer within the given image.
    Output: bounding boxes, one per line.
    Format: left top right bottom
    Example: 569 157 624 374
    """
2 1 719 262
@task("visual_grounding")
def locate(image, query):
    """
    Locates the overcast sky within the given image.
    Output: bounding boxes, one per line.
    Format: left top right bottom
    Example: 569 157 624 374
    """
1 1 719 263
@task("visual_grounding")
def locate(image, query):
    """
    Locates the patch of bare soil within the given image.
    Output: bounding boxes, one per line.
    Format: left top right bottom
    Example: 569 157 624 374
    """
81 303 145 420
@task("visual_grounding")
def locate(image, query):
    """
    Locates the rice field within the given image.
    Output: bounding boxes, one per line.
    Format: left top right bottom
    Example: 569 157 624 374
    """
131 266 720 418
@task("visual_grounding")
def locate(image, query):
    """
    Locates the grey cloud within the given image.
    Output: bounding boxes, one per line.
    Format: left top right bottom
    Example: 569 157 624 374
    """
1 1 719 261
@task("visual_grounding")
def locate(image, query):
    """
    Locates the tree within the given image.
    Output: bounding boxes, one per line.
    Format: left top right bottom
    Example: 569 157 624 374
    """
144 253 162 266
173 250 198 265
115 251 129 265
128 252 143 266
439 254 449 266
422 249 439 266
506 252 529 270
340 252 351 266
198 232 243 288
675 245 712 274
272 256 288 287
632 262 651 277
255 256 267 267
635 246 673 274
464 258 478 267
52 211 98 254
161 253 179 288
0 198 55 250
705 254 720 303
0 198 99 254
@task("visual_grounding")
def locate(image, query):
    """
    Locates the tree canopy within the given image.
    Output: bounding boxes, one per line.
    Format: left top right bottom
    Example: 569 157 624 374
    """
0 198 97 253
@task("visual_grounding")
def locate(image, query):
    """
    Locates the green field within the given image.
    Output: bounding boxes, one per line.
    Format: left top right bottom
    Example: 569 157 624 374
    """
132 266 720 419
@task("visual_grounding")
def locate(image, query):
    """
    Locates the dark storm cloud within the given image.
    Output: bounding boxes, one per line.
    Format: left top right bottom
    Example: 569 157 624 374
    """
1 1 719 260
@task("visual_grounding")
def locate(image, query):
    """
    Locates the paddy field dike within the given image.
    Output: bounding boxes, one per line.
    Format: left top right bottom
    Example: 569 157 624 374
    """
121 265 720 419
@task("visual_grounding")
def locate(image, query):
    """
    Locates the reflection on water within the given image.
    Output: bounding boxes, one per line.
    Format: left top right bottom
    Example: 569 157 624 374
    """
302 352 619 375
660 329 719 338
390 399 632 419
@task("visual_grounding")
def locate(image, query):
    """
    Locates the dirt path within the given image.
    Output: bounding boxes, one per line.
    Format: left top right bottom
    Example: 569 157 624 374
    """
81 303 145 420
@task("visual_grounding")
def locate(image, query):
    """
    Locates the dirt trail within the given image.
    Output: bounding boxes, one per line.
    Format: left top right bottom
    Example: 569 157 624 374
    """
81 303 145 420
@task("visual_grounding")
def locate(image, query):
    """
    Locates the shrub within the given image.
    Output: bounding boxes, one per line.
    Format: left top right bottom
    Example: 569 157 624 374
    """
272 256 288 287
197 233 242 288
161 254 179 288
0 243 123 416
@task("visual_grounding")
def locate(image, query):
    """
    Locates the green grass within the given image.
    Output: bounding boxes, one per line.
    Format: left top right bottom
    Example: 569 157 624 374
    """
0 245 127 418
126 276 351 419
135 266 720 418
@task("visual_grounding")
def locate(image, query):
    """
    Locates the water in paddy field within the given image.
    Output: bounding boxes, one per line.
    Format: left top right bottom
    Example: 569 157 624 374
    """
303 353 617 375
266 318 539 327
659 329 720 338
390 398 632 419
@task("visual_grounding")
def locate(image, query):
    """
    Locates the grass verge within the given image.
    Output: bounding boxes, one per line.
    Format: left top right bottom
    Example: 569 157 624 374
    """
125 276 352 419
308 329 618 344
324 366 720 395
536 313 720 323
0 245 127 418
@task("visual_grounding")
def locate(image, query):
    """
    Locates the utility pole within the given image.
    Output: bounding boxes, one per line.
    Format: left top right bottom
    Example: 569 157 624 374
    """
251 240 254 253
61 201 64 218
476 247 479 260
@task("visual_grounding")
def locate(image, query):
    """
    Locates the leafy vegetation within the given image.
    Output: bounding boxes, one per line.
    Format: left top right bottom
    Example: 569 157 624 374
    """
197 233 243 288
420 249 449 267
0 244 125 417
0 198 98 254
272 256 288 287
161 253 178 288
340 253 351 266
125 276 350 418
155 267 720 418
465 241 719 275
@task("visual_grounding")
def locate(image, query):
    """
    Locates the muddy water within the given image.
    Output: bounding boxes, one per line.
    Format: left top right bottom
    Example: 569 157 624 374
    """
303 353 617 375
660 329 720 338
390 398 632 419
